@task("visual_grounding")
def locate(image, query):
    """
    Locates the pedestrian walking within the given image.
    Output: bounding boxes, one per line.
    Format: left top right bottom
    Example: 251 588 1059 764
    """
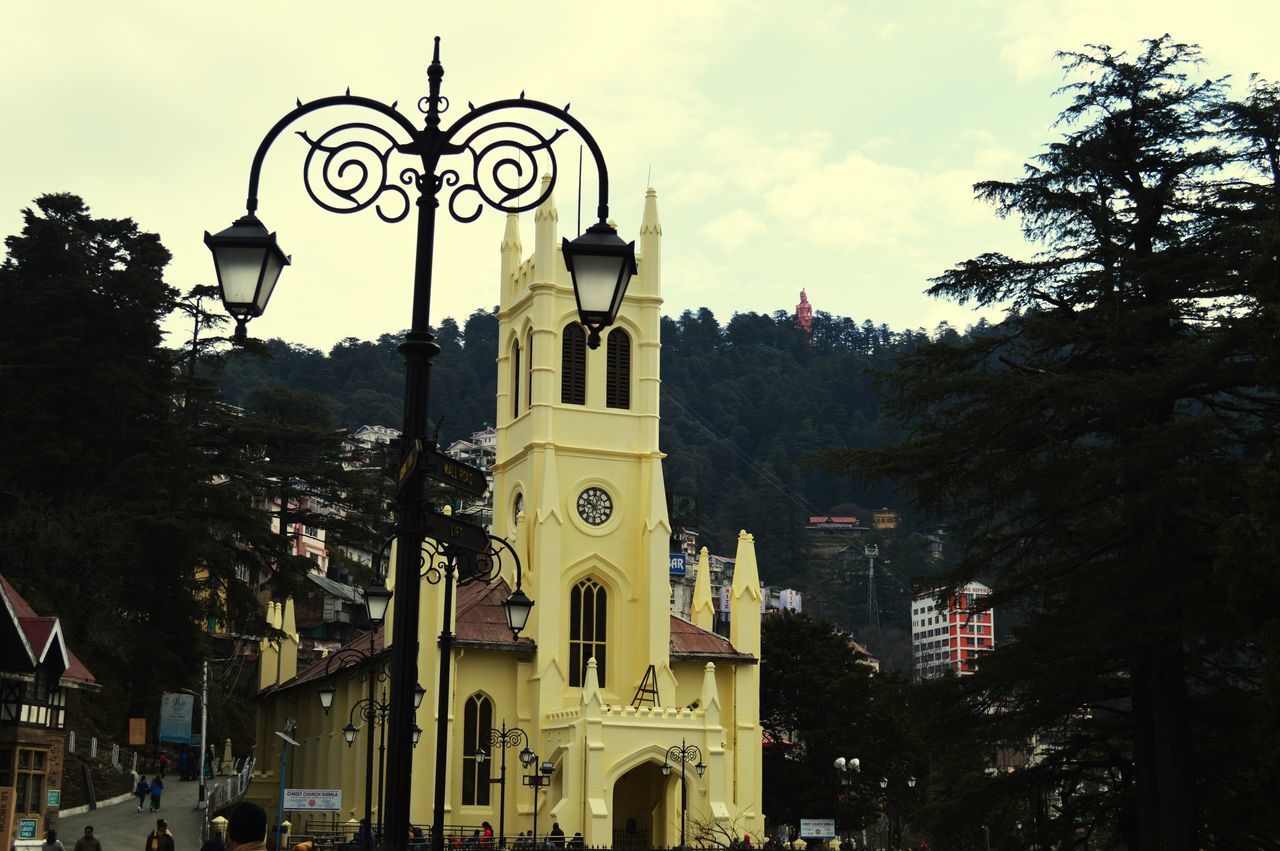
43 829 66 851
157 753 170 779
149 775 165 811
135 776 151 812
178 750 189 782
74 827 102 851
145 820 174 851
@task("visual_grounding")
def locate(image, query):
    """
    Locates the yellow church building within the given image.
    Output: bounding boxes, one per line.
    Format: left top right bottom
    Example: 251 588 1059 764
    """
251 183 765 847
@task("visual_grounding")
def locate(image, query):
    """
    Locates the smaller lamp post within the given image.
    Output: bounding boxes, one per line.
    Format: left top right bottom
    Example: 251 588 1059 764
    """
834 757 860 846
318 579 423 847
522 754 554 847
878 765 916 851
474 722 530 850
661 739 706 850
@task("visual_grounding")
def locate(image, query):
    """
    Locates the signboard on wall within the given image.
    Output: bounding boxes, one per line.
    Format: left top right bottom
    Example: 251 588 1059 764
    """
283 789 342 812
129 718 147 746
799 819 836 839
159 693 193 744
18 819 38 840
46 789 60 808
669 553 686 576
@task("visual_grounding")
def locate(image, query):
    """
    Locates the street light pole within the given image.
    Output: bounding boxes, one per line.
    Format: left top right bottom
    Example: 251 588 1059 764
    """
208 36 632 851
662 739 706 850
877 764 915 851
476 722 529 850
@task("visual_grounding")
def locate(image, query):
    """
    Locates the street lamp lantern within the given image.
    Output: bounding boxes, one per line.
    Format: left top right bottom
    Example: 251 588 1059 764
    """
319 681 336 713
661 762 672 777
364 579 393 625
562 222 637 349
203 214 290 341
880 777 889 789
343 723 358 747
908 776 917 788
502 588 534 639
474 747 488 765
413 682 426 710
695 761 706 778
519 746 535 768
412 725 423 747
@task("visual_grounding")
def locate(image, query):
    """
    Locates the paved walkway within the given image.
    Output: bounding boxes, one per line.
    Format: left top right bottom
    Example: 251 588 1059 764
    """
60 778 207 851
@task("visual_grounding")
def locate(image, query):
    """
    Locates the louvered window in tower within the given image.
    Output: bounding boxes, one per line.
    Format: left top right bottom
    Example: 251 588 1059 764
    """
561 323 586 405
569 579 607 687
511 340 521 418
606 328 631 409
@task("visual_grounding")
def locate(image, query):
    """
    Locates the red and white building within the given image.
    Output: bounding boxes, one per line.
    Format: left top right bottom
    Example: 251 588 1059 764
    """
911 580 994 681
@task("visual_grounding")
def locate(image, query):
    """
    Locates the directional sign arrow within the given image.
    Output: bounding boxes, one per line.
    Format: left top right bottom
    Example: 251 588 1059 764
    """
421 446 489 499
423 509 489 553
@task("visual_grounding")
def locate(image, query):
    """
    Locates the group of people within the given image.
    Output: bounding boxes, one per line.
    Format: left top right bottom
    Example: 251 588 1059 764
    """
135 776 166 812
39 826 102 851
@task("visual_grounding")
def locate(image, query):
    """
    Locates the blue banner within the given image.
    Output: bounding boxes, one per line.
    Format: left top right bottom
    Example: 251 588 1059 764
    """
670 553 686 576
158 692 193 744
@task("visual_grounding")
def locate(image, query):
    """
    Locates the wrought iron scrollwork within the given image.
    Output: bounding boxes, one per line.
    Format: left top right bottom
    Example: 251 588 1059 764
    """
419 528 522 589
297 122 419 223
442 118 565 224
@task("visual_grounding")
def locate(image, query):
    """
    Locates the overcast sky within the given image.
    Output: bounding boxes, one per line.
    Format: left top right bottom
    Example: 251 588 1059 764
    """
3 1 1277 352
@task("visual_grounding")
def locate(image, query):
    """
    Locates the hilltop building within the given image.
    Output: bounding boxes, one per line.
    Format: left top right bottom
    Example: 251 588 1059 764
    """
911 581 994 681
251 184 764 845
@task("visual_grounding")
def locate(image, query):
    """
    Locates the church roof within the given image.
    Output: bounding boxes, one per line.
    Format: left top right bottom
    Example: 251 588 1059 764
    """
669 615 756 664
264 577 536 696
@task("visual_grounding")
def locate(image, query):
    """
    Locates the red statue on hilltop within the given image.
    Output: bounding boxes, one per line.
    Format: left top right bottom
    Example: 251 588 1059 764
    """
795 288 813 339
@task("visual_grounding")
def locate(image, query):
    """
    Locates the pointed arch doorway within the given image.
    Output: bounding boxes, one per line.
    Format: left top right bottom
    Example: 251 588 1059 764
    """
611 761 669 849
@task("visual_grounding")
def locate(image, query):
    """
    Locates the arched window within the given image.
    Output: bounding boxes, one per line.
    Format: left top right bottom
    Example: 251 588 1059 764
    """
561 323 587 405
606 328 631 410
461 693 493 805
511 340 521 418
526 330 535 409
569 579 607 687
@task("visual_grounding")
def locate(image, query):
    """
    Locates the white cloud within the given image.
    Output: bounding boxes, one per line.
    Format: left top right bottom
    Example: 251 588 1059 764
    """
700 208 768 249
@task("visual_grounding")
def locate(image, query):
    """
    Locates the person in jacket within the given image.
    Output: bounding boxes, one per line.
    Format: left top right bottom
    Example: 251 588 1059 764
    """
226 802 269 851
149 775 165 811
74 827 101 851
135 775 151 812
42 829 66 851
145 820 174 851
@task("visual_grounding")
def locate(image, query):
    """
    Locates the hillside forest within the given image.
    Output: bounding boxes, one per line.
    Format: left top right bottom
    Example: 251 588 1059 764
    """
216 306 960 668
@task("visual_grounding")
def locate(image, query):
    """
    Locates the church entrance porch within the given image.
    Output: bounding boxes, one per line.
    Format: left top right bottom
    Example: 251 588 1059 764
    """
611 761 668 849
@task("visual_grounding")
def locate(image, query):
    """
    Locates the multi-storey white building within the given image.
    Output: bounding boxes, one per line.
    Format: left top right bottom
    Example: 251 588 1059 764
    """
911 580 994 681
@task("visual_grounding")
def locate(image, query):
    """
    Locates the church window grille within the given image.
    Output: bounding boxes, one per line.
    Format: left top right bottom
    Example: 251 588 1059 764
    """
561 324 587 405
461 693 493 805
569 579 607 687
606 329 631 409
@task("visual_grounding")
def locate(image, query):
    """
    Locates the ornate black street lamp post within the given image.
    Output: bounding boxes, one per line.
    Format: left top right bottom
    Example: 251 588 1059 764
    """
206 36 633 851
475 722 529 849
662 739 706 850
878 763 915 850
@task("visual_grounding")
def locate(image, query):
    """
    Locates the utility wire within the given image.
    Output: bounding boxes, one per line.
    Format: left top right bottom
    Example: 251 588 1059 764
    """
665 389 827 519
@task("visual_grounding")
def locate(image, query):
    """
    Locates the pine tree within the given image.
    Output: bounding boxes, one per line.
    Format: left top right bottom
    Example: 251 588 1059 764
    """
822 39 1280 848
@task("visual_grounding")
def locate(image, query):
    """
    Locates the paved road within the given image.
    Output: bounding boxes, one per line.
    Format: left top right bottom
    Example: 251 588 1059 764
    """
60 777 207 851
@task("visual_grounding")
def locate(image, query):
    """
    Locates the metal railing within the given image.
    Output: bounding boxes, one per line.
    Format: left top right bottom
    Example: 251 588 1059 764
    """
208 757 256 815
